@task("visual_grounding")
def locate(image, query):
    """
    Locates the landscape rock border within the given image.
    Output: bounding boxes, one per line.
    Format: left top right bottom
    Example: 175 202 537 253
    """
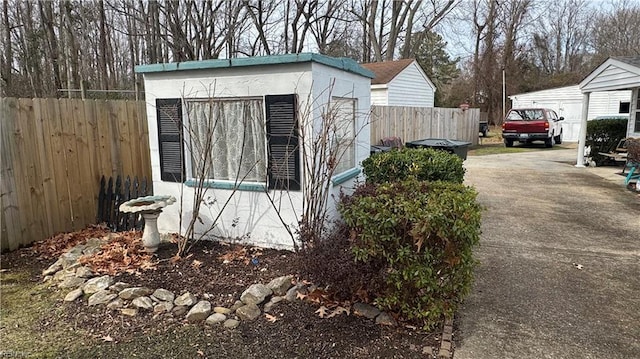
438 316 454 358
42 236 442 357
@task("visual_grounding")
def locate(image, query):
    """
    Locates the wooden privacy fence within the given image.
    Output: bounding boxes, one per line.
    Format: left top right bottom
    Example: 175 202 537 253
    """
370 106 481 146
1 98 151 251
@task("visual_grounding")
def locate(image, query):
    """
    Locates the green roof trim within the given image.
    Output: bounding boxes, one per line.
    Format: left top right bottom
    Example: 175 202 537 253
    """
184 179 267 192
331 167 362 186
135 53 375 79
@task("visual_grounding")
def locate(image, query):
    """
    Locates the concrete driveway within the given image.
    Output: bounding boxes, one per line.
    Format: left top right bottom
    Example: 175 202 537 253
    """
455 148 640 359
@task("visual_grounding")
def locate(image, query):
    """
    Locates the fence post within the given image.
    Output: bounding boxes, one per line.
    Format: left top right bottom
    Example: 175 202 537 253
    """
97 176 106 223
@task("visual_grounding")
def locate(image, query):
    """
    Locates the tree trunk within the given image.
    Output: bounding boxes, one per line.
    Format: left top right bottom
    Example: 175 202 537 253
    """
246 0 272 55
21 1 43 97
98 0 109 90
385 0 412 61
39 1 63 94
2 0 13 94
63 1 80 92
367 0 382 61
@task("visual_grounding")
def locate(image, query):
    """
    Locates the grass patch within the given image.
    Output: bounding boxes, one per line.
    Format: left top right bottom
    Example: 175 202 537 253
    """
469 143 576 156
0 270 96 358
62 326 251 359
470 125 576 156
0 270 248 359
469 143 530 156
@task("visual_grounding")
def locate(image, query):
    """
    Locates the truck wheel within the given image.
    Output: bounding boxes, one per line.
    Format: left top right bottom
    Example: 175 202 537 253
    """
554 132 562 144
545 137 553 148
505 139 514 147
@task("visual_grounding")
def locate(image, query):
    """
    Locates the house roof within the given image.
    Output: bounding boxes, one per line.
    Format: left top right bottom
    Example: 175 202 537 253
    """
509 85 580 100
580 56 640 92
613 56 640 68
134 53 375 79
360 59 415 85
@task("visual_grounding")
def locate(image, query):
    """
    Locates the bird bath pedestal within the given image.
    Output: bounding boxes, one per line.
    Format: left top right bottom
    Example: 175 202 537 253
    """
120 195 176 253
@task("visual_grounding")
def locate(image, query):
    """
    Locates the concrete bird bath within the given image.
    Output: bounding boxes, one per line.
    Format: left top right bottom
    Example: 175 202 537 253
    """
119 195 176 253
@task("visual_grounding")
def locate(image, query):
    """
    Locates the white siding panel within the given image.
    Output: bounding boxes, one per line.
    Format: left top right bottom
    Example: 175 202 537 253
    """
587 91 632 115
370 88 388 106
511 85 582 104
386 63 435 107
310 62 371 225
582 65 640 92
592 66 633 83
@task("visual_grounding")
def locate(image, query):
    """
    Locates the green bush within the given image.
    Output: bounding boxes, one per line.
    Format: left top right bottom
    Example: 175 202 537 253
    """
339 180 482 329
362 148 465 184
586 118 628 165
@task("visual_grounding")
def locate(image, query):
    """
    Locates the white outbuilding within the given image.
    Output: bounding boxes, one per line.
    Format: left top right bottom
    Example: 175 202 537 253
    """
576 56 640 166
361 59 436 107
135 53 374 249
509 85 631 142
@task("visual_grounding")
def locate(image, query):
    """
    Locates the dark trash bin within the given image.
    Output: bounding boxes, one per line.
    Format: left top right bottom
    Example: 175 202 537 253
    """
405 138 472 160
370 145 393 155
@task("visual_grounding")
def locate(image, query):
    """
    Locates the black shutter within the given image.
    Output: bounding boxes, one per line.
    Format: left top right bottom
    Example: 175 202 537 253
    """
265 94 300 190
156 98 185 182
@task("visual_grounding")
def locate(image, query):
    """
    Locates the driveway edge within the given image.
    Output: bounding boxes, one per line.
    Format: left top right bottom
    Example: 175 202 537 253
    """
438 316 454 358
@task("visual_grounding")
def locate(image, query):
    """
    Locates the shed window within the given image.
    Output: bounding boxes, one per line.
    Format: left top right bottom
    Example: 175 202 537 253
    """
186 98 267 182
157 95 301 190
329 97 357 175
619 101 630 114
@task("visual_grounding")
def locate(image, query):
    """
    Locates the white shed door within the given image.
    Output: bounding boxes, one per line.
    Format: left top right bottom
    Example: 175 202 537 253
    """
557 101 583 142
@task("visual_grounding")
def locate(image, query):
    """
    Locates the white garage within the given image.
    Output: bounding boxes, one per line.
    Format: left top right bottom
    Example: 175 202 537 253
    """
509 85 631 142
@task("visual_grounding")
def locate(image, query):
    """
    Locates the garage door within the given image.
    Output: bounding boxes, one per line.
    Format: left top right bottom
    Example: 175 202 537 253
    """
557 101 582 142
531 101 582 142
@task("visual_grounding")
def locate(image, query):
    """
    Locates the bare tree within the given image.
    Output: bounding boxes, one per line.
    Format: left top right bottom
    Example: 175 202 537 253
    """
243 0 282 55
98 0 110 90
500 0 532 72
465 0 537 122
1 0 13 94
591 0 640 60
531 0 590 75
38 2 61 93
264 84 367 251
468 0 498 107
308 0 342 53
62 1 81 94
282 0 315 53
351 0 457 62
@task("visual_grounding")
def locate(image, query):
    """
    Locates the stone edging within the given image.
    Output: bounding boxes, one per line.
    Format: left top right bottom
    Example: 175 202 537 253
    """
438 316 454 358
41 237 401 331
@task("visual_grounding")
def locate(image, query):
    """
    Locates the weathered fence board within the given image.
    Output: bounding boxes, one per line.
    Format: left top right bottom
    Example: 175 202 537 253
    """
370 106 480 146
1 98 150 251
1 99 21 247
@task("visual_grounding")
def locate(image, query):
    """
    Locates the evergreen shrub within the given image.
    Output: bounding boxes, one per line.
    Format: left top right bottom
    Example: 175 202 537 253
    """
339 180 482 329
362 148 464 184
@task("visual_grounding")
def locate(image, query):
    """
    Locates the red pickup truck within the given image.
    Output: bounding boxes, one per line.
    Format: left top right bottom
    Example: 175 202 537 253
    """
501 108 564 148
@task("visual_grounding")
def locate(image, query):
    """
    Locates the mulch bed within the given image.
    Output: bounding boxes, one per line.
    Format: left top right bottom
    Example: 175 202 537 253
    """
1 226 442 358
